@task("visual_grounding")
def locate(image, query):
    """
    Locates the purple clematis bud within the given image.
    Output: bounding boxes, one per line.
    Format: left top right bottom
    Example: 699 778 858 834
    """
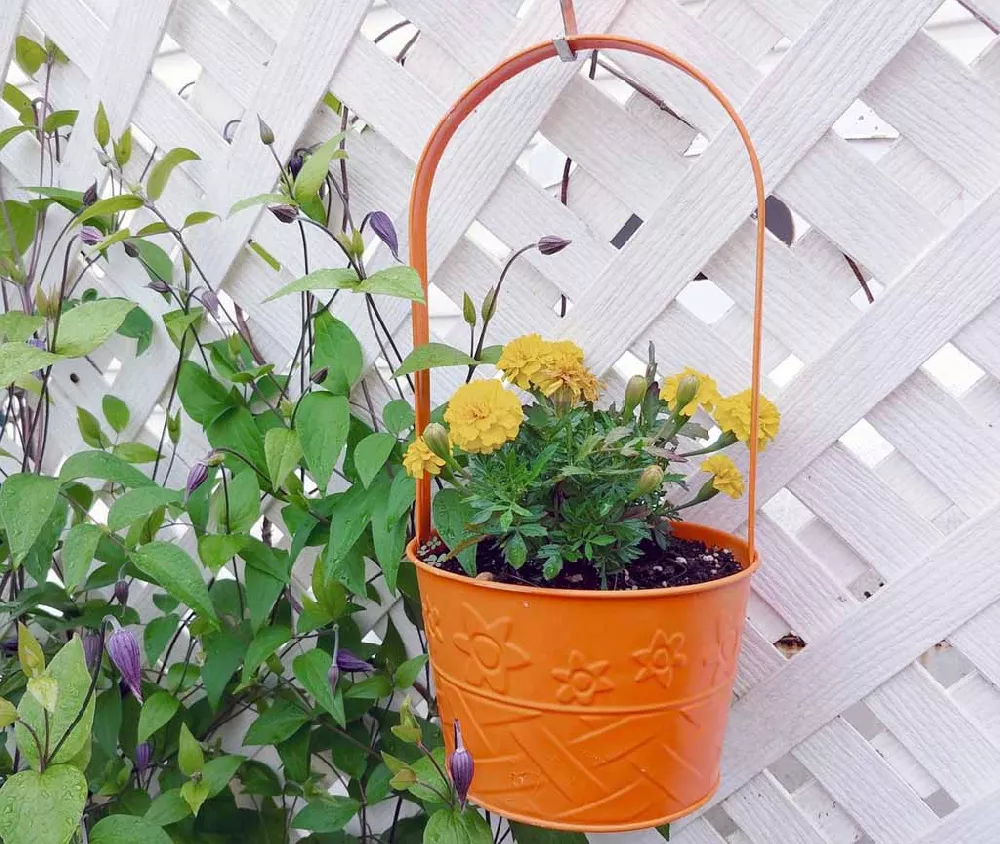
537 235 571 256
185 460 209 500
202 289 220 318
335 648 373 674
287 151 304 180
82 182 99 207
25 337 46 351
79 226 102 247
1 639 18 655
310 367 328 384
448 720 474 807
363 211 399 261
146 279 171 295
82 632 102 671
123 241 139 258
327 659 339 691
268 204 298 224
134 742 152 773
114 579 129 606
106 618 142 702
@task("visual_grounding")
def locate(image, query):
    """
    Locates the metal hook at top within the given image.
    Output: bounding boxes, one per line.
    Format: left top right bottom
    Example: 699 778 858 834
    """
554 0 579 61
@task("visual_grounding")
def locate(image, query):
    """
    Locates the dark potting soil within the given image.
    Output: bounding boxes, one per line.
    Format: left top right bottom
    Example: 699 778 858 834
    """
419 532 743 591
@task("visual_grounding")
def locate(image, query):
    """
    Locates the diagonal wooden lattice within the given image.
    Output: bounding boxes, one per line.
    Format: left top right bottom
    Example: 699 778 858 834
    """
4 0 1000 841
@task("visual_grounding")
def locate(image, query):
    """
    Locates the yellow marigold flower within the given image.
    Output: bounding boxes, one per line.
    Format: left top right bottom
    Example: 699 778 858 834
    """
659 367 720 416
444 380 523 454
534 357 602 405
547 339 584 364
713 390 781 449
496 334 552 390
403 438 446 479
701 455 744 499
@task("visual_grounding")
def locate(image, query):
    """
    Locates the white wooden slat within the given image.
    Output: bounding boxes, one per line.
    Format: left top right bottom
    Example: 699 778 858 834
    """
794 717 938 844
724 771 827 844
866 663 1000 803
388 0 511 71
668 818 728 844
718 500 1000 803
0 0 26 74
911 786 1000 843
948 602 1000 690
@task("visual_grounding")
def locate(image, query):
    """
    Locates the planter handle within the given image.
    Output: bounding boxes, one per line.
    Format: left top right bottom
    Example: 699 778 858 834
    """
407 28 767 554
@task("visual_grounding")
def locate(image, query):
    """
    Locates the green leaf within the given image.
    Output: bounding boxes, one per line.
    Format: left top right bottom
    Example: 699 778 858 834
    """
354 432 396 488
202 754 244 798
263 268 359 302
76 406 109 448
0 125 34 153
117 305 154 356
178 722 204 776
242 626 291 685
144 789 191 826
478 344 504 365
248 239 281 270
3 83 34 124
393 343 477 378
101 394 130 433
293 649 345 726
133 239 173 285
59 450 154 488
228 193 287 216
177 361 234 426
16 638 94 769
137 691 180 742
360 266 425 302
183 210 217 228
198 533 246 573
433 489 477 575
326 483 374 565
144 613 179 665
17 622 45 678
0 473 60 564
265 427 303 490
180 779 209 817
147 148 200 201
163 307 203 350
293 135 346 202
213 468 259 534
0 765 87 844
295 392 349 492
312 312 364 396
87 227 131 254
94 102 110 148
134 221 171 238
241 540 290 631
394 655 428 689
76 194 143 226
383 400 416 435
0 200 37 257
54 298 136 357
424 808 493 844
113 127 132 168
14 37 46 77
344 673 392 700
60 523 103 591
202 631 247 709
244 698 308 746
508 824 589 844
90 814 173 844
0 696 18 727
112 441 160 464
108 486 180 531
42 109 78 133
207 407 267 476
130 542 219 630
291 797 360 833
0 312 43 343
0 342 62 387
373 497 407 593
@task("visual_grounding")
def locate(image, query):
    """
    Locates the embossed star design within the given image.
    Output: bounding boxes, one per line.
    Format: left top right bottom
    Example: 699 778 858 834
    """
703 615 740 685
421 600 445 644
453 603 530 692
552 650 614 704
633 630 687 689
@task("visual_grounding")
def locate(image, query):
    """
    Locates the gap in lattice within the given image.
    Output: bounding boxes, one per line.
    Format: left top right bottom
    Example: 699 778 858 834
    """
517 132 571 194
466 220 510 262
839 418 895 468
747 590 795 647
762 487 814 534
676 277 735 324
702 803 739 839
769 353 803 387
842 701 887 740
151 33 202 93
847 566 885 602
924 0 997 65
868 729 941 798
924 787 960 818
921 342 985 397
361 3 413 58
798 518 871 587
919 640 977 687
768 753 813 794
833 99 899 147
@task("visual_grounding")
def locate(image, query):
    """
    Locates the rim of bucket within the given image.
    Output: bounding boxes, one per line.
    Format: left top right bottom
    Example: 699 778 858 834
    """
407 521 759 600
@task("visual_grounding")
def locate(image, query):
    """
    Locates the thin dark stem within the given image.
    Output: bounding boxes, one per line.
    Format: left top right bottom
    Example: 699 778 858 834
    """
843 254 875 303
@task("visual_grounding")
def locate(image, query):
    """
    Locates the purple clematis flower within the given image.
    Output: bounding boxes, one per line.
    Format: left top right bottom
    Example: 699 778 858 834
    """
448 720 474 807
106 618 142 702
134 742 152 773
362 211 399 261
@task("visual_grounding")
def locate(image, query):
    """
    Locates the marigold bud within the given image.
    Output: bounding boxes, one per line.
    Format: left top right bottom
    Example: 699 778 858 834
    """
673 374 700 414
421 423 451 461
635 464 665 497
537 235 571 256
448 720 474 807
623 374 647 417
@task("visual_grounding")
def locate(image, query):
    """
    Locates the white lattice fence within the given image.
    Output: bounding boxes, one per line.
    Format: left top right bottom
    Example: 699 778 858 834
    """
4 0 1000 841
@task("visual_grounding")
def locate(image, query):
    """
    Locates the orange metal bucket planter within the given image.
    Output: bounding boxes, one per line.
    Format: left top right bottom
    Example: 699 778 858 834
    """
407 524 758 831
405 3 768 831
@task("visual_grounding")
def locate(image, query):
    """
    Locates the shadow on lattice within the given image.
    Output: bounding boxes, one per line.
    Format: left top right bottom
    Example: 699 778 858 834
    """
923 0 997 66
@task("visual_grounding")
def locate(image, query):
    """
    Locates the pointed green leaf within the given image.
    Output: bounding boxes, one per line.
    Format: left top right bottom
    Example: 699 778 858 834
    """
59 450 154 488
0 342 62 387
94 102 110 148
228 193 287 217
293 649 345 726
101 394 130 433
91 814 173 844
180 779 209 816
393 343 477 377
0 473 60 564
264 427 302 490
197 533 246 573
243 698 308 746
262 267 359 302
359 266 425 302
242 625 291 684
147 148 199 201
312 312 362 395
293 135 346 202
182 211 217 229
130 542 219 629
107 487 181 531
0 312 44 343
295 392 349 491
54 298 136 357
137 691 180 742
202 754 245 798
60 523 103 592
75 194 143 226
291 796 359 833
178 722 204 776
354 432 396 488
0 764 87 844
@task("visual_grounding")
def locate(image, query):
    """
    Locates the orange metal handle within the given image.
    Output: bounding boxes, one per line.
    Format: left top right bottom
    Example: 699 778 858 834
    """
408 35 766 555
